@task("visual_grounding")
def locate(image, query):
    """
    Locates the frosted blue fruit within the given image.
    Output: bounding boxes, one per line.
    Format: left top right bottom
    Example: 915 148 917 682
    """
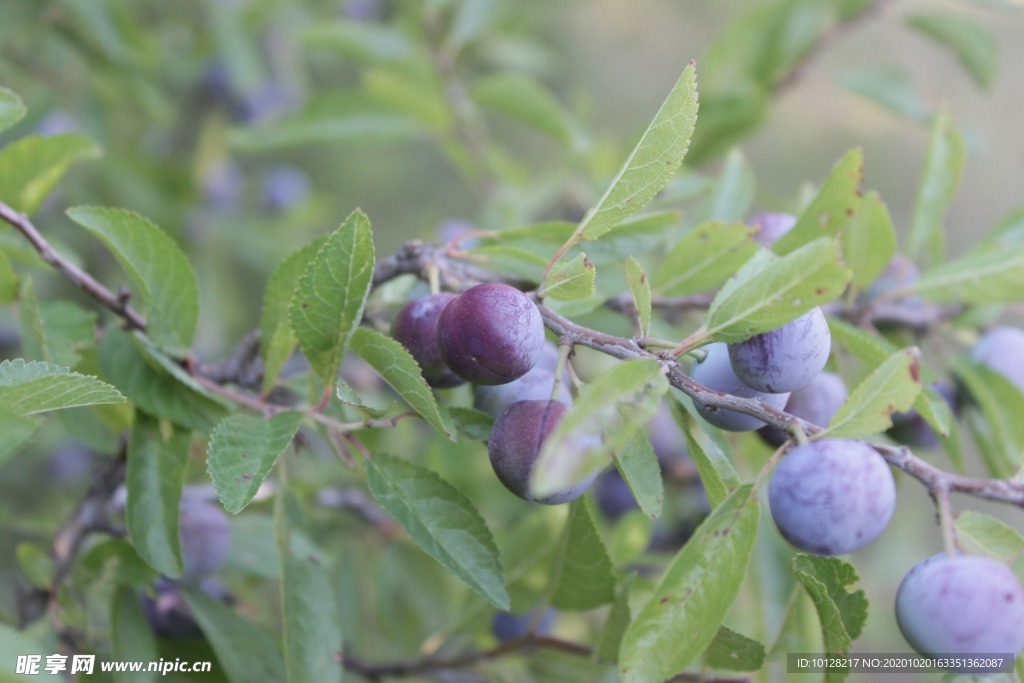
759 372 848 447
896 554 1024 658
491 607 556 643
971 326 1024 394
768 438 895 555
179 499 232 581
729 307 831 394
475 342 571 417
748 212 796 247
690 342 790 432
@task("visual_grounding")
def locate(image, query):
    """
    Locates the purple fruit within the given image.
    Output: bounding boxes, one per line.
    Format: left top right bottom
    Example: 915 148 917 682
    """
862 253 919 301
759 372 849 447
392 293 464 388
971 326 1024 395
896 554 1024 658
768 438 895 555
437 283 545 386
491 607 556 643
594 469 637 520
179 499 232 581
690 343 790 432
262 165 310 213
141 577 232 639
749 212 796 247
474 342 571 418
729 307 831 394
488 400 598 504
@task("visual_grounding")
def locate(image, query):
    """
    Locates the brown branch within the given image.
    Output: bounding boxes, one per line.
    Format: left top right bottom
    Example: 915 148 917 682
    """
0 200 147 331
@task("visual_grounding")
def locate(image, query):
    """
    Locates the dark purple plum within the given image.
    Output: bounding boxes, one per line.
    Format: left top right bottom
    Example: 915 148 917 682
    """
392 293 464 388
437 283 545 385
491 607 556 643
889 381 958 449
179 499 232 582
475 342 571 417
594 469 637 520
749 212 796 247
262 165 310 213
690 343 790 432
759 372 849 447
729 307 831 394
141 577 232 639
768 438 895 555
971 326 1024 394
896 554 1024 658
488 400 598 504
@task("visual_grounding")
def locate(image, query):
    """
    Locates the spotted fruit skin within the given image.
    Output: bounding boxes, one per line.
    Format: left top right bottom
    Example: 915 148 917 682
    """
729 307 831 394
896 554 1024 658
437 283 545 386
690 343 790 432
768 438 895 555
759 372 848 447
392 293 464 388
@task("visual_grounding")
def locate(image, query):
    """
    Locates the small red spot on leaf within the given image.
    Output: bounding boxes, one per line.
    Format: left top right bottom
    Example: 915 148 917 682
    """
815 288 826 296
909 361 921 383
659 596 671 605
242 473 253 480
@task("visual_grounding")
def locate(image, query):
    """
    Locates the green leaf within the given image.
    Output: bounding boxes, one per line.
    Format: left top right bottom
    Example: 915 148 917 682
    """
0 413 38 468
448 406 494 441
907 243 1024 305
0 86 26 133
907 109 965 267
907 11 998 88
231 114 424 151
953 357 1024 476
821 347 922 438
0 622 44 682
260 237 327 394
624 256 652 337
704 626 766 672
471 72 575 143
99 328 226 432
335 380 397 419
110 586 158 683
701 238 851 344
841 191 897 291
208 412 304 514
773 149 863 255
0 358 124 416
673 397 738 508
837 67 932 124
596 575 634 662
349 327 453 439
67 206 200 355
653 221 758 297
15 276 46 362
706 148 755 222
792 554 868 659
37 301 97 368
549 500 616 609
576 62 698 241
619 485 759 683
531 359 668 500
15 542 54 589
180 585 287 683
0 134 101 215
0 251 16 304
126 414 189 578
289 210 375 386
366 452 509 609
955 510 1024 565
541 252 596 302
615 428 663 519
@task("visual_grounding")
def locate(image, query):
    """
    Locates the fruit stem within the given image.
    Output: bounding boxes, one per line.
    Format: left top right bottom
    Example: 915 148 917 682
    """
428 264 441 296
683 347 708 363
550 341 573 401
933 484 958 556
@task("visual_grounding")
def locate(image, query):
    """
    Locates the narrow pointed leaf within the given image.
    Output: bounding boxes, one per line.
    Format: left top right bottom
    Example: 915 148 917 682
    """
550 500 616 609
908 109 965 266
908 243 1024 305
773 149 863 255
672 397 737 507
0 134 101 215
615 428 663 519
653 221 758 296
706 148 755 222
542 252 596 302
953 357 1024 476
0 359 124 416
0 86 25 133
907 11 997 87
596 575 634 662
955 510 1024 565
471 72 575 143
624 256 652 337
821 347 922 438
841 191 897 291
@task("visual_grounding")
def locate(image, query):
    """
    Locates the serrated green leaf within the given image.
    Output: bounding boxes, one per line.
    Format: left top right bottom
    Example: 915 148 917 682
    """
531 359 668 500
907 243 1024 305
836 67 932 124
335 380 396 418
38 300 97 368
0 134 101 215
953 357 1024 476
0 86 26 133
615 428 663 519
289 210 375 386
792 554 868 665
110 586 158 683
542 252 596 302
260 237 327 394
773 149 863 255
448 406 494 441
126 414 188 578
907 11 997 88
471 72 575 143
842 191 897 291
0 358 124 416
704 626 766 672
672 397 737 508
822 347 922 438
596 574 634 662
576 62 698 241
624 256 652 337
619 485 759 683
100 328 227 432
67 206 199 355
349 327 452 439
0 251 16 304
653 221 758 297
180 585 286 683
208 412 304 514
549 500 616 609
701 238 851 344
955 510 1024 565
366 452 509 609
908 109 965 267
706 148 755 222
0 413 38 468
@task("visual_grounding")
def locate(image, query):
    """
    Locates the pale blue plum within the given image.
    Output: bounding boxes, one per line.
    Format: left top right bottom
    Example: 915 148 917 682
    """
748 212 796 247
759 372 848 447
179 499 232 581
971 326 1024 394
475 343 571 418
690 343 790 432
729 307 831 394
